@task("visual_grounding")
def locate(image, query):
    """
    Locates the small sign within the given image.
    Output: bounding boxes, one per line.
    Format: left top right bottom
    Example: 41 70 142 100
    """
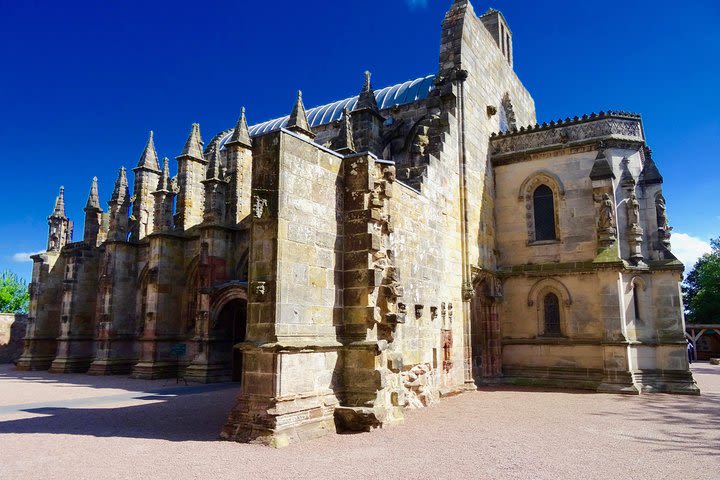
170 343 187 356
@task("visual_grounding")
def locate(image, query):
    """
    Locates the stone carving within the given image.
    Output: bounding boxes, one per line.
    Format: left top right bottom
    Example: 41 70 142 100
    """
597 193 617 247
252 281 268 300
441 330 453 372
491 115 643 157
500 93 517 132
494 277 504 299
138 207 149 239
252 195 268 219
462 281 475 301
598 194 616 231
656 194 668 230
400 364 439 409
626 191 645 266
627 192 640 227
655 193 672 249
384 266 404 299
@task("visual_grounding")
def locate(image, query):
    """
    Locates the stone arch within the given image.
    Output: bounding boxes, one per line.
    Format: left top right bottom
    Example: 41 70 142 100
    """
527 277 572 307
134 264 150 336
518 171 566 201
528 278 571 338
210 284 248 329
471 270 503 380
626 275 650 337
210 284 248 383
626 275 648 293
518 171 565 243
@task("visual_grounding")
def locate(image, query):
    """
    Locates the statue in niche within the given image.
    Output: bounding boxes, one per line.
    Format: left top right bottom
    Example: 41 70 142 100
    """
656 194 669 231
598 194 616 233
627 192 640 227
138 207 149 238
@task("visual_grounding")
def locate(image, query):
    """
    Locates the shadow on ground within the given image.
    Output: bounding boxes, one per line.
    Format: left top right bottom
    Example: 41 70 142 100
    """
0 365 185 392
0 386 239 442
589 363 720 457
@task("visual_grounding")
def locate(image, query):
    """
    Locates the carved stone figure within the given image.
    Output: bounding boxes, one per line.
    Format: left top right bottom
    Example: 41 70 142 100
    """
598 194 616 232
656 194 669 230
138 207 149 238
627 192 640 227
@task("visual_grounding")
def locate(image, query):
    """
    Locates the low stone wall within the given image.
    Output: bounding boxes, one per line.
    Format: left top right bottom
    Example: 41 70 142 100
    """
0 314 27 364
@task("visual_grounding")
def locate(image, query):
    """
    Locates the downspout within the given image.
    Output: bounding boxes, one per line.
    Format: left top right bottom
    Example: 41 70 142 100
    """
455 67 476 388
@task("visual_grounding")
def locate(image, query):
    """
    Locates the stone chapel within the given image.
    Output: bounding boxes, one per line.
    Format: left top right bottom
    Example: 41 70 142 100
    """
19 0 698 447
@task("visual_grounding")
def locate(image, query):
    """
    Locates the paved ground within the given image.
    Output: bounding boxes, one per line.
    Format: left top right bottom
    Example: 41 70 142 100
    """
0 364 717 480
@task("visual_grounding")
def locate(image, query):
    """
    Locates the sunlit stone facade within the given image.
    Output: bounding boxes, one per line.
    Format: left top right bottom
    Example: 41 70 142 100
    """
19 1 698 447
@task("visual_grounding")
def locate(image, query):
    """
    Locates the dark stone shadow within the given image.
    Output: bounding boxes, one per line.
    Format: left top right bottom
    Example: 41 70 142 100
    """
475 384 596 394
0 383 239 442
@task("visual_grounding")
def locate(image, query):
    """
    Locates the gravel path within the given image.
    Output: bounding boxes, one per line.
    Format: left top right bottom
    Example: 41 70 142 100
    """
0 363 717 480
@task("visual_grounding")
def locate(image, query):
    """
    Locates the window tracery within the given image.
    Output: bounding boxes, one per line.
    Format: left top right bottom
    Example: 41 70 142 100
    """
518 171 565 244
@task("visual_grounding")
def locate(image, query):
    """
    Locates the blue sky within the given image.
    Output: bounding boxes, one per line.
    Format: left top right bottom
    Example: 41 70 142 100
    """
1 0 718 280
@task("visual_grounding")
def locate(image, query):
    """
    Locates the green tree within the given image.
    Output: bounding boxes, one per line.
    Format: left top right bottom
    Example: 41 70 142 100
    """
0 270 29 314
683 237 720 324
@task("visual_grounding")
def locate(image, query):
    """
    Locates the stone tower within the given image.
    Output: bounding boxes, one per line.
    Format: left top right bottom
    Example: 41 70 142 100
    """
131 131 161 241
47 187 72 252
351 72 384 156
175 124 207 230
83 177 103 247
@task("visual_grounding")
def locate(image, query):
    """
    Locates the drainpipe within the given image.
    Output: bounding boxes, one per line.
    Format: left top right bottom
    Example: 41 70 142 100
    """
455 67 476 388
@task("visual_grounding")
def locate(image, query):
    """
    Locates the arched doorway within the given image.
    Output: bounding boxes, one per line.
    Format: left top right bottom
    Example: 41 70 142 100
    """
213 298 247 383
471 278 502 382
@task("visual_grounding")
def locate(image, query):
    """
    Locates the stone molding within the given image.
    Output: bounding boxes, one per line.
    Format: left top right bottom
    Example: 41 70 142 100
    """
491 113 645 163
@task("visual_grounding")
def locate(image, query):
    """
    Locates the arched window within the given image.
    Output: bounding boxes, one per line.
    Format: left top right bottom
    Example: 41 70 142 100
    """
533 185 556 241
633 285 641 322
543 293 561 336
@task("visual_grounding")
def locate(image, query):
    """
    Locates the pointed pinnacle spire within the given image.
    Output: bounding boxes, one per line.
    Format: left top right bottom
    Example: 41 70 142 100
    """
355 70 380 112
51 186 66 218
179 123 204 161
227 107 252 148
110 167 129 204
286 90 315 138
136 130 160 171
206 142 222 180
589 149 614 181
85 177 101 210
332 108 356 154
640 148 663 185
156 157 172 191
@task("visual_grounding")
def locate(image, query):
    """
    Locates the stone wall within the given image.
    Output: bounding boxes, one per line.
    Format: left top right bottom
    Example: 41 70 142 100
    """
491 112 694 394
0 314 26 364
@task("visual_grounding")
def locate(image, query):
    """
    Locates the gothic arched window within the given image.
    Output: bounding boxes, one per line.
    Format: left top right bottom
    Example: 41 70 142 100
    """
543 292 561 336
533 185 557 241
